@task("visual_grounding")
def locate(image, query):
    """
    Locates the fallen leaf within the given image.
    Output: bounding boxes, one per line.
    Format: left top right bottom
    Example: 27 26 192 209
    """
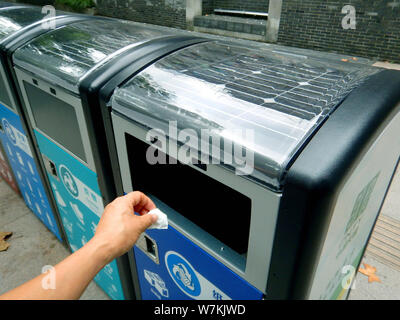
0 240 10 251
359 263 381 283
0 232 12 240
0 232 12 252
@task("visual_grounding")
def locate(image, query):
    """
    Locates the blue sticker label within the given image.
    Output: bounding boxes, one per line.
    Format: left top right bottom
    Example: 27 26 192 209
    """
60 165 79 198
134 225 263 300
3 118 17 145
34 129 125 300
166 252 201 297
0 103 61 241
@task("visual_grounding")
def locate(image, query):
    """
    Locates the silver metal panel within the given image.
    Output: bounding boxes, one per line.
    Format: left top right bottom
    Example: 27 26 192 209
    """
136 233 160 265
15 68 96 172
112 111 281 293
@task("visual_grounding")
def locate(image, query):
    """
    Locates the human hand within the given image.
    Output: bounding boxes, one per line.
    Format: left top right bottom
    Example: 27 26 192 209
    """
90 191 157 263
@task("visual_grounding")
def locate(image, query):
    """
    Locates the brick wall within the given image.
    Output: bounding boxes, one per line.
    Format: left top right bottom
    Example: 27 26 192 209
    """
96 0 187 29
202 0 214 14
213 0 269 13
42 0 399 63
278 0 400 63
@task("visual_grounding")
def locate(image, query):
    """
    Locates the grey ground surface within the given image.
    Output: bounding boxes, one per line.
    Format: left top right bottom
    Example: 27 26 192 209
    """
0 179 109 300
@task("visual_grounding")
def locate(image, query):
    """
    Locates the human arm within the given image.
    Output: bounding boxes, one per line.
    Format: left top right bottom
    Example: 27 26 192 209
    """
0 191 157 300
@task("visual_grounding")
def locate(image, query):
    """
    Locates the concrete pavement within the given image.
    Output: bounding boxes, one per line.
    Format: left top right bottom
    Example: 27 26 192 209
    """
0 178 109 300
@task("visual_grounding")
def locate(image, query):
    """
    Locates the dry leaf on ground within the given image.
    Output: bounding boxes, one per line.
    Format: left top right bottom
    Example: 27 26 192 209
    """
359 263 381 283
0 240 10 251
0 232 12 240
0 232 12 252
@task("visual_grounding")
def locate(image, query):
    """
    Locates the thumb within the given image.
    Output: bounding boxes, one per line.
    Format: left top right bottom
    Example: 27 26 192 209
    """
137 212 158 233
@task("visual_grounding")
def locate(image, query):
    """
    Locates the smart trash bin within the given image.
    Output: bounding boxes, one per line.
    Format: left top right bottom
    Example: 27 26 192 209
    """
108 40 400 300
12 16 207 300
0 4 90 241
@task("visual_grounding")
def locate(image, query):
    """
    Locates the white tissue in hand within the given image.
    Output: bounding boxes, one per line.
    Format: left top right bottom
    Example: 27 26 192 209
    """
148 208 168 229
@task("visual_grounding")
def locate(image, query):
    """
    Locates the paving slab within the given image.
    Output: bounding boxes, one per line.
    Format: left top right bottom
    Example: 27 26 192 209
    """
348 254 400 300
0 180 30 228
373 62 400 71
0 179 109 300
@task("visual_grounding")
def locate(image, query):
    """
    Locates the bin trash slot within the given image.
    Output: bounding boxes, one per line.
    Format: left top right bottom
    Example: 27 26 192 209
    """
136 233 160 264
43 155 59 180
144 235 156 256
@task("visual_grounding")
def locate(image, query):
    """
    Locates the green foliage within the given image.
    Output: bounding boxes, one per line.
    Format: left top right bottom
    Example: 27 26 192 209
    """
55 0 95 11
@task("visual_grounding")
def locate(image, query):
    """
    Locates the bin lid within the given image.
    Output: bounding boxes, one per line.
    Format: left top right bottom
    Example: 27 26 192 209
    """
0 2 18 9
0 6 64 43
13 19 181 93
111 40 380 191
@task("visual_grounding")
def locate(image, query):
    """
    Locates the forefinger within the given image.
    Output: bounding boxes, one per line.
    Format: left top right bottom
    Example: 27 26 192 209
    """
124 191 156 215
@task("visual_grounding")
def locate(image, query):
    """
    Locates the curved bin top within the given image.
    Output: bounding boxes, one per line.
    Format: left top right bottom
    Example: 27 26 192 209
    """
13 18 184 93
0 5 68 44
111 40 380 190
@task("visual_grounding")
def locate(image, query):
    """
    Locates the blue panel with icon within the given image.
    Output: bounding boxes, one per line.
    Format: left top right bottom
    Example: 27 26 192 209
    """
0 103 61 240
34 129 125 300
134 225 263 300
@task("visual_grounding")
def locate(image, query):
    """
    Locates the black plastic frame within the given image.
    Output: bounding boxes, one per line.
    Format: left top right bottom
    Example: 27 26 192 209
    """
267 69 400 299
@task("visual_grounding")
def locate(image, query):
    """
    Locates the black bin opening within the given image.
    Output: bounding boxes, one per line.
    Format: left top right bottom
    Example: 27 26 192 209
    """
125 133 252 255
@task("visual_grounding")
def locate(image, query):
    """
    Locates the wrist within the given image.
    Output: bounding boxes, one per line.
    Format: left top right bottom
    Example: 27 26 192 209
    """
84 236 115 267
